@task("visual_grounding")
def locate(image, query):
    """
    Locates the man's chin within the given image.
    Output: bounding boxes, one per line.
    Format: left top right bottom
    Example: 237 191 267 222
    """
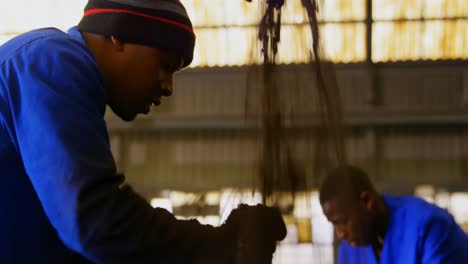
347 240 368 247
120 114 137 122
121 116 136 122
115 109 137 122
114 111 137 122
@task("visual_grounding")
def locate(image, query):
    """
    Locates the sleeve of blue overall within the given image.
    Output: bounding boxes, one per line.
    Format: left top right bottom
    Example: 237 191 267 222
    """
3 35 234 263
419 209 468 264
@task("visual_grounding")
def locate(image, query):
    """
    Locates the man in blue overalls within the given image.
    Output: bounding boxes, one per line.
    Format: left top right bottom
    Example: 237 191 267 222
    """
320 165 468 264
0 0 285 262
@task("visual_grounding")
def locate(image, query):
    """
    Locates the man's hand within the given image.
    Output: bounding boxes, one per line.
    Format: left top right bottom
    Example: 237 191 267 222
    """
222 204 287 264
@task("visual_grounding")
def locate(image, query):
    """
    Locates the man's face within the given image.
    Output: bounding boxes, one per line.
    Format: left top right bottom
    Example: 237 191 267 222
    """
321 193 377 247
106 42 182 121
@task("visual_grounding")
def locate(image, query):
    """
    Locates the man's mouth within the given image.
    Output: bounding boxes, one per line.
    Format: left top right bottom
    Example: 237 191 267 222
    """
151 98 161 107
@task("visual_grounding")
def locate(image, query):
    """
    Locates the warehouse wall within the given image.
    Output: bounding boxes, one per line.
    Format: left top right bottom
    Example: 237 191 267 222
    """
106 62 468 197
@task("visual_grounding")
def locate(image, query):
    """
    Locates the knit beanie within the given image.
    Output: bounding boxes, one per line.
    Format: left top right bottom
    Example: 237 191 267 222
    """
78 0 195 67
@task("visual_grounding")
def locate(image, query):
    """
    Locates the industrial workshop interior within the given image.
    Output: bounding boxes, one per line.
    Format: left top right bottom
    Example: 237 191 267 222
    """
1 0 467 263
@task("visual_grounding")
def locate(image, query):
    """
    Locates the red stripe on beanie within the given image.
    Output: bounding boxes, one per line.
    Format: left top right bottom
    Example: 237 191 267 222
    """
84 8 194 36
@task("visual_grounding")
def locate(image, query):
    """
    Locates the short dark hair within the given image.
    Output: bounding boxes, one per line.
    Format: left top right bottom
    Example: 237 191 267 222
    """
319 165 376 205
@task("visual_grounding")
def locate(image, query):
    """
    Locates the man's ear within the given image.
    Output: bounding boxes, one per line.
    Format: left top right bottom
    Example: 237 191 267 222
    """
110 36 125 52
359 191 373 210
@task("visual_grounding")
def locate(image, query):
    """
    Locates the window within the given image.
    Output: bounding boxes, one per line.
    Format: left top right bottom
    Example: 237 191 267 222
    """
0 0 86 43
372 0 468 62
1 0 467 66
182 0 366 66
183 0 468 66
